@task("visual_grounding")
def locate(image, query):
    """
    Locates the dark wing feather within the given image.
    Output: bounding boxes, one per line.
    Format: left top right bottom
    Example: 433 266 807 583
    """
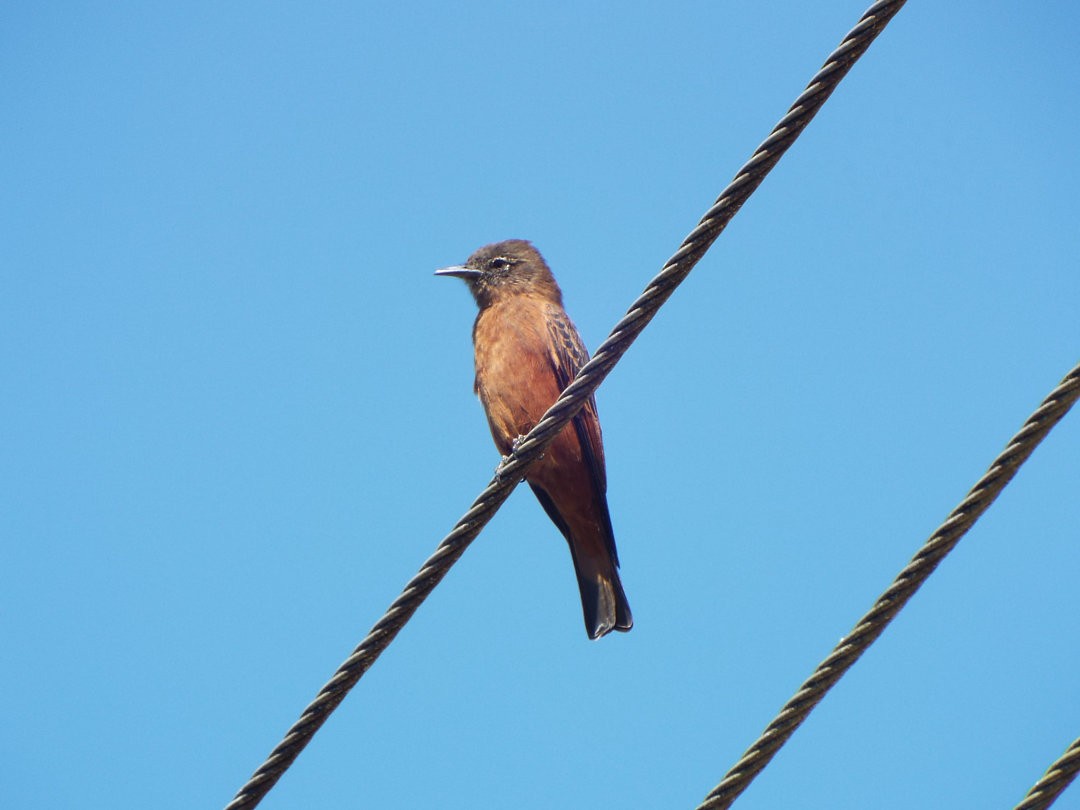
544 306 619 565
529 482 574 542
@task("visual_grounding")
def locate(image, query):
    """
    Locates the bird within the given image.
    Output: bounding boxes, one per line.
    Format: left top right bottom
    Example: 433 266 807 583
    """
436 239 632 639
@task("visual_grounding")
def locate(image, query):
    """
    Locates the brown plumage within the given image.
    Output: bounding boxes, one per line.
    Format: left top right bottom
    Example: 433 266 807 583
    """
436 239 632 639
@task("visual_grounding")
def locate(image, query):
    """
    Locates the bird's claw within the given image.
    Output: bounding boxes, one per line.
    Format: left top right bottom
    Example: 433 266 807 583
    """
495 458 519 484
495 435 538 483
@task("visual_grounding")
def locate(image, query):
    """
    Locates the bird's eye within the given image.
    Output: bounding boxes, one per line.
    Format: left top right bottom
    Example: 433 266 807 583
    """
489 257 510 270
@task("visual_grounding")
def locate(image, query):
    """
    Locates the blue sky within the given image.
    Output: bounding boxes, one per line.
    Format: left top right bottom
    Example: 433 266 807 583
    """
3 2 1079 808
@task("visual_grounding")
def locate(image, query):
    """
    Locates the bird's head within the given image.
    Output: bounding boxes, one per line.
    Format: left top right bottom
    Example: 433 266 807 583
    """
435 239 563 309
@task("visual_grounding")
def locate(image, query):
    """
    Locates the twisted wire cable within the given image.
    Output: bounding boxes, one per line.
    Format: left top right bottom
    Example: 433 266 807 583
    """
225 1 908 807
695 362 1080 810
1014 737 1080 810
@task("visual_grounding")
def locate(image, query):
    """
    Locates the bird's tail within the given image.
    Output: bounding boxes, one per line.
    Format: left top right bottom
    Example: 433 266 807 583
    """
525 482 632 639
573 552 633 640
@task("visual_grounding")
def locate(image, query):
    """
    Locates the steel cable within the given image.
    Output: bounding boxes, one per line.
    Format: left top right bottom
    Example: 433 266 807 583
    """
1014 737 1080 810
695 362 1080 810
225 1 908 807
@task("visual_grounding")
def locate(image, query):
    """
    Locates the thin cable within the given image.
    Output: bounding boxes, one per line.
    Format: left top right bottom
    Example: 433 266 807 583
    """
695 363 1080 810
225 2 908 807
1014 737 1080 810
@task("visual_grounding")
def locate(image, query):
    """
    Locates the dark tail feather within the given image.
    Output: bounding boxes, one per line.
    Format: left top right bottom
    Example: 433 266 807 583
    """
574 557 633 640
526 483 632 639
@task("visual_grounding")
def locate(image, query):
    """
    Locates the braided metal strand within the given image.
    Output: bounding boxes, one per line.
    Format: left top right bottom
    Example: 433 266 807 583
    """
1014 737 1080 810
695 363 1080 810
225 2 908 807
498 0 908 482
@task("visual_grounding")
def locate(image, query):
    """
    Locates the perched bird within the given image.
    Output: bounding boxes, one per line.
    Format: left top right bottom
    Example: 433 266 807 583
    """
436 240 632 639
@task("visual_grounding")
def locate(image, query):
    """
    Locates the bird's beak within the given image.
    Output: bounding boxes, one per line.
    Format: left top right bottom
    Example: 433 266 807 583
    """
434 265 483 280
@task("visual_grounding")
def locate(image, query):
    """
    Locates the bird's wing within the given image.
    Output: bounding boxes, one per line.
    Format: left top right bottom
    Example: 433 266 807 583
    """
544 306 618 565
545 305 610 497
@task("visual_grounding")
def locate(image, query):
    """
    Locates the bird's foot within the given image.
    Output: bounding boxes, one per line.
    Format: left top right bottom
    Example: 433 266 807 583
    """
495 435 536 483
494 458 520 484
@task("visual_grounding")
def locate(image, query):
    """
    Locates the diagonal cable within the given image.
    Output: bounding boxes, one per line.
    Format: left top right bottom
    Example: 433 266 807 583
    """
225 1 908 807
1014 736 1080 810
695 362 1080 810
